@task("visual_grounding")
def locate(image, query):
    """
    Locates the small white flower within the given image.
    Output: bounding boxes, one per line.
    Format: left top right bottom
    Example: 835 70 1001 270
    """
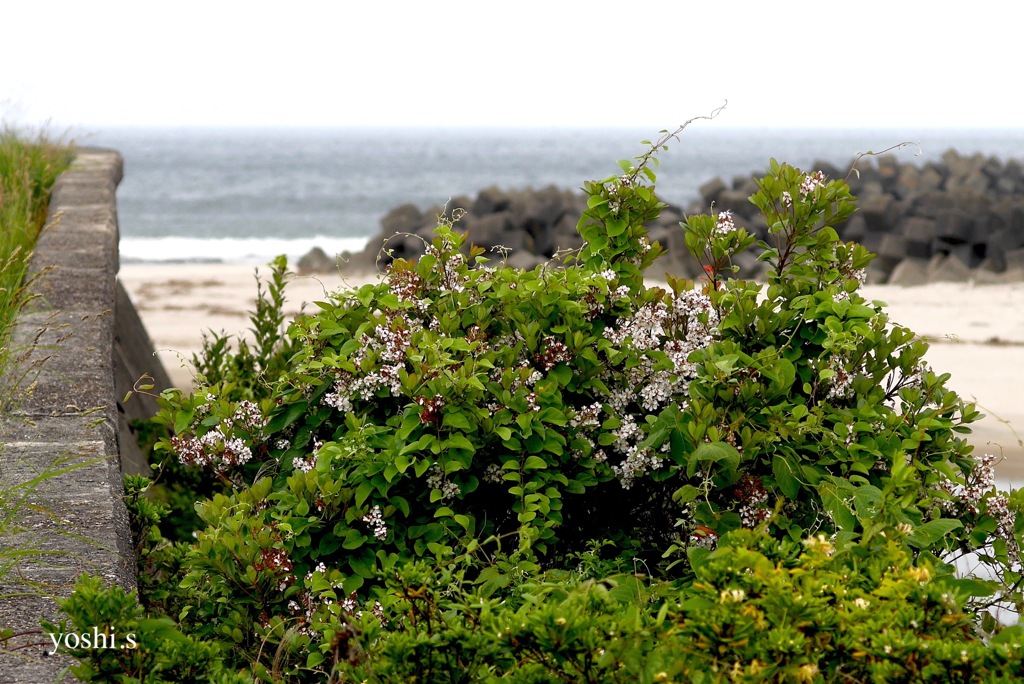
715 210 735 236
799 170 826 197
362 505 387 540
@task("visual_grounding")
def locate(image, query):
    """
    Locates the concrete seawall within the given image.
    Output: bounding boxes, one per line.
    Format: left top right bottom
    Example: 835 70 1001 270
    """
0 149 171 681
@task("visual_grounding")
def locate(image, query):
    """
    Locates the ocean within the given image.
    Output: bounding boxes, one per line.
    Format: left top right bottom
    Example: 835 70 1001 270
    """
84 126 1024 265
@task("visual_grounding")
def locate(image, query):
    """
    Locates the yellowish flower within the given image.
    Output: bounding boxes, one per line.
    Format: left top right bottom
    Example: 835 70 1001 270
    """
796 663 819 683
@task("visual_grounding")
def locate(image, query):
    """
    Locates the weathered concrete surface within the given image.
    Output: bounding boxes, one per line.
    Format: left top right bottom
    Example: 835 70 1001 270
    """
0 148 171 682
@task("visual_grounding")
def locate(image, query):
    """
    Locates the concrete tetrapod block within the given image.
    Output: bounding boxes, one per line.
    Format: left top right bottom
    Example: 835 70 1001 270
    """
926 253 973 283
886 258 931 287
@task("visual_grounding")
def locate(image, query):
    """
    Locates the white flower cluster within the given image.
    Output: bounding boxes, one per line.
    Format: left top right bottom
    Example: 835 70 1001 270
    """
285 596 317 637
293 453 317 473
425 242 470 294
612 285 631 300
362 505 387 540
289 571 344 638
338 596 390 625
668 290 719 342
689 528 717 550
232 400 267 434
483 463 503 484
611 445 662 489
169 398 268 474
536 336 572 371
735 475 771 528
385 264 425 305
524 391 540 412
171 427 253 474
604 182 623 214
612 413 641 453
253 547 295 593
570 402 602 429
292 439 321 473
715 210 735 236
604 300 668 350
416 394 445 423
323 377 354 413
323 317 418 415
985 494 1020 563
425 464 460 500
368 601 388 627
936 453 1019 561
939 453 997 516
799 170 826 197
361 365 404 398
591 287 720 487
826 357 855 400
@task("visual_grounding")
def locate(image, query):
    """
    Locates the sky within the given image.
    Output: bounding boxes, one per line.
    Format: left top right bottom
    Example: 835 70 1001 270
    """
2 0 1020 131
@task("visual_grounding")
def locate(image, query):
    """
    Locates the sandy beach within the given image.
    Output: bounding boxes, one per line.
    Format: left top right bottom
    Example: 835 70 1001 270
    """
118 264 1024 483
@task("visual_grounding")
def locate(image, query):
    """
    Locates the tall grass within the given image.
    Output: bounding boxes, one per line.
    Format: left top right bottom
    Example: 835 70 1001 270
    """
0 126 74 410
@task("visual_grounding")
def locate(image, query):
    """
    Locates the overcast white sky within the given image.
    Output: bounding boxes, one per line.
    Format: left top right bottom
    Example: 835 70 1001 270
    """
2 1 1019 131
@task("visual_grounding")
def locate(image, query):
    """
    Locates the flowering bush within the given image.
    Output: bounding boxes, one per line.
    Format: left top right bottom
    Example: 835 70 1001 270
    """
58 126 1024 680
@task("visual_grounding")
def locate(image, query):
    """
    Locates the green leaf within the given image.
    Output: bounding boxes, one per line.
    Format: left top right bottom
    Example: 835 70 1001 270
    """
135 618 191 645
342 527 366 550
688 441 741 480
355 480 375 508
852 485 883 522
821 491 856 532
172 410 193 436
673 485 700 504
349 550 376 578
607 217 627 237
908 519 962 548
607 573 645 605
523 455 547 470
445 433 476 453
772 455 800 499
990 624 1024 645
443 411 472 431
266 401 309 434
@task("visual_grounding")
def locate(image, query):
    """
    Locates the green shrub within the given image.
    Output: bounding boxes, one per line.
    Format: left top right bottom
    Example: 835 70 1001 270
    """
43 574 249 683
59 126 1024 680
332 529 1024 683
